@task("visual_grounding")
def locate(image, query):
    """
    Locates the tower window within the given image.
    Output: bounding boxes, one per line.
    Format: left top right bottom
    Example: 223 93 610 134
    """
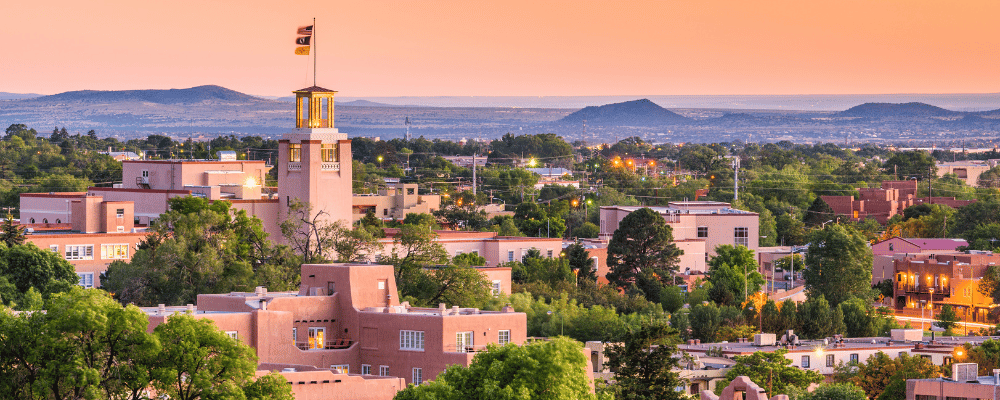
288 144 302 162
321 143 338 162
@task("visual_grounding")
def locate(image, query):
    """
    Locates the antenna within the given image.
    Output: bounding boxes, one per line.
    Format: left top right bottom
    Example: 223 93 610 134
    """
405 117 411 141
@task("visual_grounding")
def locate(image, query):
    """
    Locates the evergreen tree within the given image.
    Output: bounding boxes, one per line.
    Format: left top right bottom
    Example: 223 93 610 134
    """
803 197 837 227
604 320 687 400
565 241 596 283
0 215 25 248
606 208 683 302
803 224 873 307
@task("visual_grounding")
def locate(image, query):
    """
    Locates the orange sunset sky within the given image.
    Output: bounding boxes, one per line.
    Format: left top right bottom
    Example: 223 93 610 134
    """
2 0 998 97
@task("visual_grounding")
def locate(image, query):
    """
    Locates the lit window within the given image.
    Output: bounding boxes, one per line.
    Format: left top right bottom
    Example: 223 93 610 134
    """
400 330 425 351
77 273 94 288
499 330 511 345
697 226 708 238
412 368 423 385
492 280 502 296
66 245 94 260
321 143 338 162
331 365 349 374
734 227 749 247
101 244 129 259
288 143 301 162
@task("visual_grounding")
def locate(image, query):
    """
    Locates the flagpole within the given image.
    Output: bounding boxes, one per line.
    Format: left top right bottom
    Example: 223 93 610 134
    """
313 17 316 87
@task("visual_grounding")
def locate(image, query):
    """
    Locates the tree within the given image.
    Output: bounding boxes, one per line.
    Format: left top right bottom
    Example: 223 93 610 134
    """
280 198 339 263
660 285 685 314
849 352 943 400
935 305 960 334
0 216 25 248
802 197 837 227
575 221 599 238
803 224 873 307
453 252 486 267
796 295 836 339
715 350 823 396
778 299 798 334
393 337 598 400
881 151 937 180
690 303 722 342
565 241 596 283
707 245 764 307
791 383 866 400
978 167 1000 188
840 297 878 338
152 314 258 400
243 373 295 400
0 243 78 309
606 208 683 302
603 320 687 400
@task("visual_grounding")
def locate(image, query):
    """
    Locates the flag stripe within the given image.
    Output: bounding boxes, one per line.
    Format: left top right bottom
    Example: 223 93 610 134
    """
296 36 311 46
297 25 313 35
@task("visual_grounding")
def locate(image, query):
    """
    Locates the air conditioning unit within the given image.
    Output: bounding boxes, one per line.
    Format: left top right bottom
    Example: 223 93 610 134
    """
953 363 978 382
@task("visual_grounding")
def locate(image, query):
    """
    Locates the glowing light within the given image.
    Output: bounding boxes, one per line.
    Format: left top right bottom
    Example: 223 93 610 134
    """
243 177 258 187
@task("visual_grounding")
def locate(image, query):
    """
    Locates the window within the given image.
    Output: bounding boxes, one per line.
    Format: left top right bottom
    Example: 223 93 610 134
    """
697 226 708 238
308 327 325 350
734 227 749 247
400 330 425 351
101 244 129 260
492 280 502 296
508 251 515 262
379 365 389 376
292 328 297 343
850 354 859 363
378 281 385 290
362 364 371 375
42 218 48 223
116 208 125 218
547 250 553 258
288 143 301 162
471 250 479 255
331 365 349 374
321 143 338 162
65 245 94 260
456 331 473 352
826 354 835 367
142 170 149 178
116 226 125 233
499 330 511 345
225 331 238 340
412 368 423 385
456 250 463 256
78 273 94 288
49 245 58 253
801 355 810 368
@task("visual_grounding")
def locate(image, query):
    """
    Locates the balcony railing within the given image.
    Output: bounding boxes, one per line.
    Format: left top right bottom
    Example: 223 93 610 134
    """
443 344 491 353
295 338 353 350
320 162 340 171
287 162 302 171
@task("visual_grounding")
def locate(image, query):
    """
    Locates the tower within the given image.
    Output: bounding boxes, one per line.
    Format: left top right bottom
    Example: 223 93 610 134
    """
277 86 353 226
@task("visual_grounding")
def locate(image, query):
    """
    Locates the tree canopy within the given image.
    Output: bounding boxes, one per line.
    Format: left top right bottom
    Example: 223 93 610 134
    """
803 224 873 306
606 208 683 302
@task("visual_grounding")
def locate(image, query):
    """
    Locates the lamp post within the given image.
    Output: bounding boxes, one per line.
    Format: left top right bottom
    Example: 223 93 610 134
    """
920 299 927 331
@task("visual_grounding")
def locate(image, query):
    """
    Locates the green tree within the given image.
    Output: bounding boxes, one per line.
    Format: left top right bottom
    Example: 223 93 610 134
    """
803 224 873 307
0 243 78 309
606 208 683 302
243 372 296 400
574 221 600 238
791 383 866 400
152 314 257 400
690 303 722 342
0 216 25 248
660 285 685 314
802 197 837 227
453 252 487 267
603 320 686 400
716 350 824 396
840 297 878 338
707 245 764 307
778 299 798 334
882 151 937 180
978 167 1000 188
393 337 598 400
796 295 836 339
935 304 960 334
565 241 596 283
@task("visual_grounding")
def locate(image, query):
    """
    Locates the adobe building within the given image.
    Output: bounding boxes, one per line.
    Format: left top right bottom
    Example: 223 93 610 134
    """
907 363 1000 400
144 262 528 396
891 252 1000 325
871 237 968 285
599 202 760 274
352 183 441 222
821 180 976 224
937 160 999 187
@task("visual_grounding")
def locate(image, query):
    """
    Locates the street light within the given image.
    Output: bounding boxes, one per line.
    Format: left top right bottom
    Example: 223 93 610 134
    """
920 299 927 331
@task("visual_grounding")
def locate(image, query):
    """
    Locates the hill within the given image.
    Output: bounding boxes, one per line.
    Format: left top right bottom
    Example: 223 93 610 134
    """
0 92 42 101
558 99 689 126
28 85 274 104
836 102 961 118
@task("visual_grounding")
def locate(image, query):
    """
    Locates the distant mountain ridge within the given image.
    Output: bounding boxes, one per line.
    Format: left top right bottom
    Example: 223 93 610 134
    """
0 92 42 101
28 85 274 104
836 102 962 118
558 99 689 126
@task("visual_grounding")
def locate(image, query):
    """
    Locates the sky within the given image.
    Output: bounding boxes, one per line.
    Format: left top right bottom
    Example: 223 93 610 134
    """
2 0 999 97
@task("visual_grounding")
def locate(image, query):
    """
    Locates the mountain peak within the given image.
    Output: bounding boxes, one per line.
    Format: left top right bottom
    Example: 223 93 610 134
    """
558 98 689 126
837 102 960 118
30 85 274 104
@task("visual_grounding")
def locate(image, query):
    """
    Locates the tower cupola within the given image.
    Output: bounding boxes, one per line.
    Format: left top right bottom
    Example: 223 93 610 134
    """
294 86 337 129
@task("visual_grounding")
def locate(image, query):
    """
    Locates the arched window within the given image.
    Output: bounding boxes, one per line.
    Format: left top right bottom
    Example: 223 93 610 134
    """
55 219 61 224
42 218 48 224
29 218 35 223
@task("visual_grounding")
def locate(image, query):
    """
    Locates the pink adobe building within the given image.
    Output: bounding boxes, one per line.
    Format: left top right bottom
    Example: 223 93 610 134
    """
143 263 527 398
891 252 1000 325
907 363 1000 400
599 202 760 274
352 183 441 222
871 237 969 286
821 180 976 224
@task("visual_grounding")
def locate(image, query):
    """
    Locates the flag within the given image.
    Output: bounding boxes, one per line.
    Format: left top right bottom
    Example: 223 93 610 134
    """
296 36 311 45
294 46 310 55
298 25 313 35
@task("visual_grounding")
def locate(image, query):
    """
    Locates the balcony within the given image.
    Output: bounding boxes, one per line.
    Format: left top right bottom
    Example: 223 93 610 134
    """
287 162 302 171
443 344 491 353
320 162 340 171
295 338 353 350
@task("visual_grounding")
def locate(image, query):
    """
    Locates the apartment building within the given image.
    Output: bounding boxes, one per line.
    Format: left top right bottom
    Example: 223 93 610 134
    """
599 202 759 274
352 183 441 222
891 252 1000 324
142 262 527 397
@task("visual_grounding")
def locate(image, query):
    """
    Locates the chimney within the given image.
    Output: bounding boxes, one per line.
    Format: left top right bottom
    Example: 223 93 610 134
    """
158 304 166 315
186 304 194 314
994 369 1000 385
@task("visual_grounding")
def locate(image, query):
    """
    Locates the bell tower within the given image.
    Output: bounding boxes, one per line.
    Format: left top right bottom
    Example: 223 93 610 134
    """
278 86 353 226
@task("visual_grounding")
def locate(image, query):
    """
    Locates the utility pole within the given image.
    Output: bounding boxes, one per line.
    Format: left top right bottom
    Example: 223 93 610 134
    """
472 154 477 196
732 156 740 201
928 166 933 202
